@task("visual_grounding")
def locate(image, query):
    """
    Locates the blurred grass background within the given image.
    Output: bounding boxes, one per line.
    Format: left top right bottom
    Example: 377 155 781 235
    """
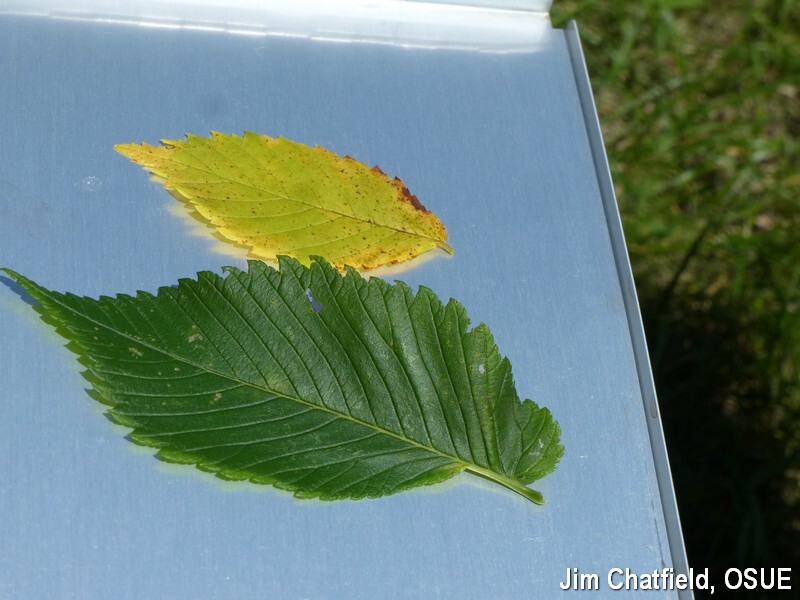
550 0 800 589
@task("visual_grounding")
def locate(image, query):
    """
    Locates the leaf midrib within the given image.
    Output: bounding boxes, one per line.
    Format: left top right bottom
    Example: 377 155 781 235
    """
30 279 538 503
163 152 444 247
42 285 467 460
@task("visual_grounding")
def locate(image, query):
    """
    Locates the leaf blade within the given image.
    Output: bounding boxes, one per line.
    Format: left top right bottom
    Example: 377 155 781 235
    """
115 132 452 270
4 259 562 503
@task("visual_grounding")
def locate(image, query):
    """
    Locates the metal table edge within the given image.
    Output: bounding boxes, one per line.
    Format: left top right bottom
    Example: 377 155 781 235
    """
563 19 692 597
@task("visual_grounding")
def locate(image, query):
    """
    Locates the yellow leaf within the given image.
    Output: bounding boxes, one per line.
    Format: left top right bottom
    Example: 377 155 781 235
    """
115 132 452 270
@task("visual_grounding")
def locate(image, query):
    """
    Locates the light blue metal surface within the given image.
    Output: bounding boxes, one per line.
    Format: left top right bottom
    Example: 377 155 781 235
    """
1 0 551 52
0 4 689 599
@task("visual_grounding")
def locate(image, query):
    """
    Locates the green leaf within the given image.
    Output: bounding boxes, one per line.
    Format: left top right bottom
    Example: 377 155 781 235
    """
3 258 562 504
115 132 452 271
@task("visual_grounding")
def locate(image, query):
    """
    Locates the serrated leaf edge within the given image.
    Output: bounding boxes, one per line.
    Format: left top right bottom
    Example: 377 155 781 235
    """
2 263 557 504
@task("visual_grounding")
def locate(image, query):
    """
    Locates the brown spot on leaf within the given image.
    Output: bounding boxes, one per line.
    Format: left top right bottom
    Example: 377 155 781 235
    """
398 180 429 213
117 132 450 272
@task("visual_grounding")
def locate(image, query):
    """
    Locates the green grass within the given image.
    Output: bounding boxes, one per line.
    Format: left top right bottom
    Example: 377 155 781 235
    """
551 0 800 589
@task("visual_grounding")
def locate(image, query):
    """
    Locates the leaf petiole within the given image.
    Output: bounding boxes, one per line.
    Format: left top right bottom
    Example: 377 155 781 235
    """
465 465 545 505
